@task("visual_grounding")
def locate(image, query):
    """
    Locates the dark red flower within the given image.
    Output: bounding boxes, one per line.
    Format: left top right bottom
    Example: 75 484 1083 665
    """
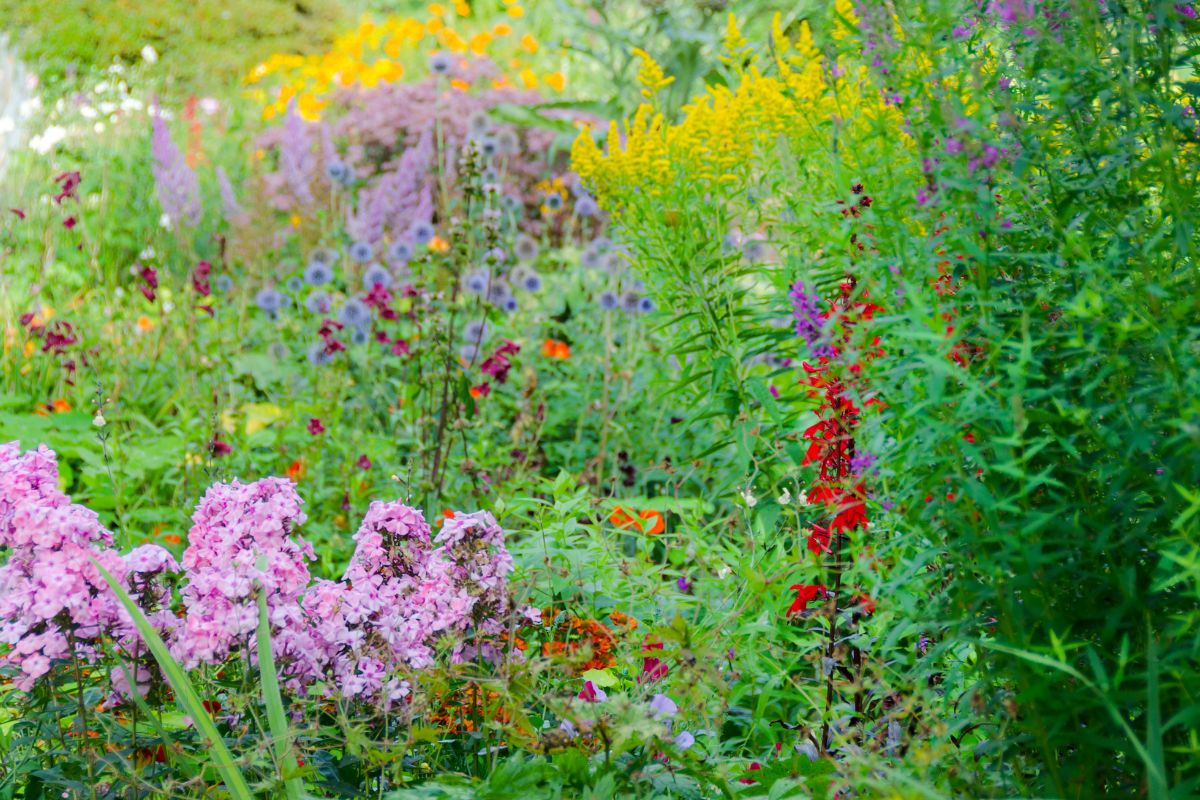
53 171 82 204
307 418 325 435
192 260 212 297
356 454 371 470
209 434 231 457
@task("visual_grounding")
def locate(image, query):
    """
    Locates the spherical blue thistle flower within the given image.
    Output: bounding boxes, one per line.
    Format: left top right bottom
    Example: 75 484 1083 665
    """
338 298 371 329
521 271 543 293
349 240 374 263
501 194 523 215
463 319 488 342
467 109 490 135
574 195 600 217
255 288 283 313
388 240 414 263
496 128 520 156
277 294 292 309
410 222 435 246
363 263 392 290
326 160 354 186
487 281 512 304
479 135 499 159
308 342 333 366
638 296 656 313
598 291 619 311
581 248 602 270
482 167 499 184
428 51 453 75
464 271 489 295
543 192 564 211
309 246 339 266
459 343 480 362
305 291 332 314
602 251 626 272
304 261 334 286
743 238 767 262
286 276 303 292
590 236 612 253
514 234 539 261
622 291 641 313
215 275 234 293
350 327 370 346
485 246 506 265
502 296 518 313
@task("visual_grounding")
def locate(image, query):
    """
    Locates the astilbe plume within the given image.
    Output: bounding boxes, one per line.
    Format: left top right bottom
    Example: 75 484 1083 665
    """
150 112 202 227
255 73 596 237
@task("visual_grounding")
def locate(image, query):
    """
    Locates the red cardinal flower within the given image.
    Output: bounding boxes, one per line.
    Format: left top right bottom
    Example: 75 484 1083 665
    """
787 583 828 617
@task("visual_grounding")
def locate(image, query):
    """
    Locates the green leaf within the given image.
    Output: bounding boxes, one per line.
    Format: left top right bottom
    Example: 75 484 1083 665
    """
257 591 305 800
91 560 254 800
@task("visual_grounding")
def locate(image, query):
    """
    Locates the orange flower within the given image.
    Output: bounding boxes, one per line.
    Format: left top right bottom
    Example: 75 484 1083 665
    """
638 509 665 535
136 315 156 332
163 534 182 546
608 506 665 534
285 458 307 481
541 338 570 359
608 610 638 630
469 386 484 398
51 398 72 413
541 615 617 671
609 505 639 530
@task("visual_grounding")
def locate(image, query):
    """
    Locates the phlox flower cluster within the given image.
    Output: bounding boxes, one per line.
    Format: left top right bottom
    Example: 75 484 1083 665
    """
297 505 515 705
172 477 315 670
1 443 520 709
0 443 177 692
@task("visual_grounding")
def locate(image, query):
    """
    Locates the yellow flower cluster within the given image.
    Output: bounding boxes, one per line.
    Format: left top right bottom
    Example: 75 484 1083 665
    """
246 1 565 121
572 2 902 209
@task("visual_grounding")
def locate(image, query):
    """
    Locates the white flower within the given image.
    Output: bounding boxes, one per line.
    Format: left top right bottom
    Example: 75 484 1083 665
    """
740 488 757 507
29 125 67 154
777 488 792 505
140 45 159 64
796 490 808 505
92 413 106 428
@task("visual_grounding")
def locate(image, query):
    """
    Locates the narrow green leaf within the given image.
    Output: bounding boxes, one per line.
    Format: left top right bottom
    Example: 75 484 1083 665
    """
256 591 305 799
92 560 254 800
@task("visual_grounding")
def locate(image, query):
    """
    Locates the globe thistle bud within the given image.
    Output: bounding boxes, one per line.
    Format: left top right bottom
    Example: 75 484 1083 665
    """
514 234 539 261
349 240 374 263
410 222 435 246
428 51 453 75
305 291 332 314
363 263 392 290
304 261 334 286
255 288 283 313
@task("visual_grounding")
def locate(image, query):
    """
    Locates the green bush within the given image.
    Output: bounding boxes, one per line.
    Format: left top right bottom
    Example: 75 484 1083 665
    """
0 0 349 95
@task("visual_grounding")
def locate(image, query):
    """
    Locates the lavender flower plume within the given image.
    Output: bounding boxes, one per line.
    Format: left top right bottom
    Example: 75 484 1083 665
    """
150 112 202 227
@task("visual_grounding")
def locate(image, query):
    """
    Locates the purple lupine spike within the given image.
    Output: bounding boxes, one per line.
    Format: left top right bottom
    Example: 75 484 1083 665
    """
789 279 833 358
150 111 202 227
279 103 315 205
